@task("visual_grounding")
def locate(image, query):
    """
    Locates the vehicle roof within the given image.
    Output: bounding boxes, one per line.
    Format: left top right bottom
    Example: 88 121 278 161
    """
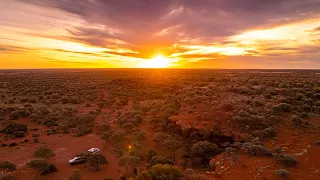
88 148 100 151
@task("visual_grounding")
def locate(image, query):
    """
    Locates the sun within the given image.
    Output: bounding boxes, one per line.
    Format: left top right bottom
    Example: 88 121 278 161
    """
139 55 171 68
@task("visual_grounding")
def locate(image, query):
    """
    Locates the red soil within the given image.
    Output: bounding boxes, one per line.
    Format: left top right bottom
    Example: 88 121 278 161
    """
204 117 320 180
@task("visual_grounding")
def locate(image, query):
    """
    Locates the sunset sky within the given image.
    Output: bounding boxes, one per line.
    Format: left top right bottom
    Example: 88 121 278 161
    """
0 0 320 69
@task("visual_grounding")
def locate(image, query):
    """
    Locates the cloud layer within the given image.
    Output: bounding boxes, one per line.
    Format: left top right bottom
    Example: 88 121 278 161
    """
0 0 319 68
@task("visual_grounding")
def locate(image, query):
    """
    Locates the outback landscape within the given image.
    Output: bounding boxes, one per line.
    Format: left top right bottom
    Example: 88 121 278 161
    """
0 69 319 180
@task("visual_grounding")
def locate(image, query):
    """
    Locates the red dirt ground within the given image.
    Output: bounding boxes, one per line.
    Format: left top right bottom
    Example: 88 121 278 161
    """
203 117 320 180
1 110 319 179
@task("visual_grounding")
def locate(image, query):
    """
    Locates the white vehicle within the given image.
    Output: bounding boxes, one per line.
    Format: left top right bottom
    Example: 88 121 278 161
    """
69 157 86 165
88 148 100 154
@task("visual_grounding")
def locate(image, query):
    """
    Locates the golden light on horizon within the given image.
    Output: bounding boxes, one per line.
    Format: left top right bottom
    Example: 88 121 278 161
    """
138 55 171 68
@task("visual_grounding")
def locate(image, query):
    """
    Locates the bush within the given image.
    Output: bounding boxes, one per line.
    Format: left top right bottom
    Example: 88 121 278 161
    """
150 164 182 179
32 134 40 137
247 145 272 156
274 154 298 167
272 103 292 113
191 141 221 164
0 175 18 180
8 143 17 147
73 126 92 137
9 111 19 120
275 169 291 178
13 131 25 138
0 161 17 171
41 163 57 175
149 156 174 167
1 122 27 134
147 148 157 162
34 147 55 159
254 127 276 139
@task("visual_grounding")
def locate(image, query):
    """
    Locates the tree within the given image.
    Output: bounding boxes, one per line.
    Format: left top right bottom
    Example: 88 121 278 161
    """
68 168 82 180
109 131 126 151
191 141 220 164
0 161 16 178
162 137 182 162
149 156 174 167
153 132 167 145
33 147 55 159
131 131 146 142
136 171 152 180
100 129 115 142
150 164 182 180
130 141 142 156
118 156 141 177
87 153 108 171
26 159 50 180
147 148 157 162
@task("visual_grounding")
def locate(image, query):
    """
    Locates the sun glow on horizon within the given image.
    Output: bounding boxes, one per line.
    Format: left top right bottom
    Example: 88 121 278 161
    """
138 55 171 68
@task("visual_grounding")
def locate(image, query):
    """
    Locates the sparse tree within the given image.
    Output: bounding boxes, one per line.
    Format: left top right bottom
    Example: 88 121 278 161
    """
118 156 141 177
153 132 167 146
130 141 142 156
147 148 157 162
26 159 50 180
131 131 146 142
162 137 182 162
110 131 126 151
87 153 108 171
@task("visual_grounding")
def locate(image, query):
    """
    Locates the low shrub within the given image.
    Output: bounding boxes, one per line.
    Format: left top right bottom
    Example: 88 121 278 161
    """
8 143 17 147
9 111 19 120
0 175 18 180
34 147 55 159
13 131 25 138
32 134 40 138
1 123 27 134
275 169 291 178
41 163 57 175
272 103 292 113
274 154 298 167
247 145 272 156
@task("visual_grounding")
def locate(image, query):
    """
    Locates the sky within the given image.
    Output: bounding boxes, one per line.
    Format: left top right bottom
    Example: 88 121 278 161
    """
0 0 320 69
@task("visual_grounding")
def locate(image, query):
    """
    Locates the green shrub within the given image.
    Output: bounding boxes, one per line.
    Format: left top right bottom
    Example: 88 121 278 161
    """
34 147 55 159
274 154 298 167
